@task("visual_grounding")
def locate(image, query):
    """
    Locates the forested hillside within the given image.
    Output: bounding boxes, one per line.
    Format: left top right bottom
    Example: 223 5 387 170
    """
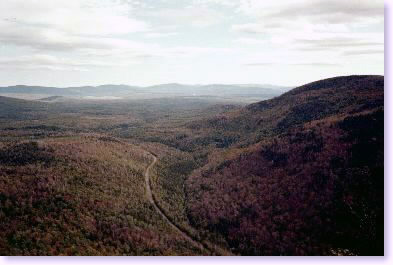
0 137 203 255
0 75 384 256
186 75 384 255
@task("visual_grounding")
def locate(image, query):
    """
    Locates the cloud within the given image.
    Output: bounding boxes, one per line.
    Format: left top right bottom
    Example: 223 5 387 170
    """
0 0 384 87
225 0 383 23
232 23 266 34
231 1 383 59
0 0 228 60
0 55 86 72
139 6 225 28
0 54 123 71
0 45 229 73
0 0 148 36
234 37 268 45
243 63 275 67
193 0 239 8
232 5 383 35
163 46 233 58
0 0 149 52
144 32 178 38
264 0 383 23
342 49 384 56
0 26 124 52
290 63 341 67
244 62 341 67
295 36 384 51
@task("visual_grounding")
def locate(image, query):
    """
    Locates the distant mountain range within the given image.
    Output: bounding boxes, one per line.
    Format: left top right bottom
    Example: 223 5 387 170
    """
0 83 292 102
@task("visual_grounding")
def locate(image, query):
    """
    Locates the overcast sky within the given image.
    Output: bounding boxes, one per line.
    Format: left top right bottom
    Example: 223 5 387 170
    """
0 0 384 87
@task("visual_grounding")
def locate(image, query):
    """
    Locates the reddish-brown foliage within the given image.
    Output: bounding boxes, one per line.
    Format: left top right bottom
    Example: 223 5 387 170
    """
186 76 384 255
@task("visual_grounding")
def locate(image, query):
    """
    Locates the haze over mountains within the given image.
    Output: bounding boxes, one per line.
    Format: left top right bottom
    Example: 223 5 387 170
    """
0 83 292 103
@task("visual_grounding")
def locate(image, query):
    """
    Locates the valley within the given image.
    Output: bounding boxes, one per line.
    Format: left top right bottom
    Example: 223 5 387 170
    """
0 75 384 255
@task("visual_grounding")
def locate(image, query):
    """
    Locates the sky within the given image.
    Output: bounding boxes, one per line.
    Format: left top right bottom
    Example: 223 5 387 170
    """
0 0 384 87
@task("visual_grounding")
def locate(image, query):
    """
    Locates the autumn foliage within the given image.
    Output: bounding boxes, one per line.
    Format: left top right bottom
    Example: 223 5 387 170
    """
186 76 384 255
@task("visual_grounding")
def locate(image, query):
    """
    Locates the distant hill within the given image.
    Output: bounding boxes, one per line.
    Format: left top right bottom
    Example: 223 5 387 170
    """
0 83 291 102
186 75 384 255
0 96 48 120
0 85 138 97
38 96 64 102
0 85 71 95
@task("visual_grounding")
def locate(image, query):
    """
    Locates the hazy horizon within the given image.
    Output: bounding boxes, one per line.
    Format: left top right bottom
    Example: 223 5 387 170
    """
0 81 294 88
1 74 384 90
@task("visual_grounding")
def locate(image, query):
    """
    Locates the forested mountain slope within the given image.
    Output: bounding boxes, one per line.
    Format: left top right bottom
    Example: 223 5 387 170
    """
189 75 383 146
0 75 384 256
186 75 384 255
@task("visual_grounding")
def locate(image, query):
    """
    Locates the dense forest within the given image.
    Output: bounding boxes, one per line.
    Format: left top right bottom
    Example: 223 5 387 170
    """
186 75 384 255
0 75 384 255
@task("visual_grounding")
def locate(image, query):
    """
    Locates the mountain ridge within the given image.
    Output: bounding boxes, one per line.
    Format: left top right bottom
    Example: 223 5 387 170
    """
185 75 384 255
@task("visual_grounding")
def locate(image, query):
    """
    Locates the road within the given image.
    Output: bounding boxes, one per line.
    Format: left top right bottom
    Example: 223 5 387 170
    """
106 137 232 255
143 152 208 253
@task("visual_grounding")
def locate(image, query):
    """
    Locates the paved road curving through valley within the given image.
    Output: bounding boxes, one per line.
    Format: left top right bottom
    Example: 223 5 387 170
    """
143 152 209 253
